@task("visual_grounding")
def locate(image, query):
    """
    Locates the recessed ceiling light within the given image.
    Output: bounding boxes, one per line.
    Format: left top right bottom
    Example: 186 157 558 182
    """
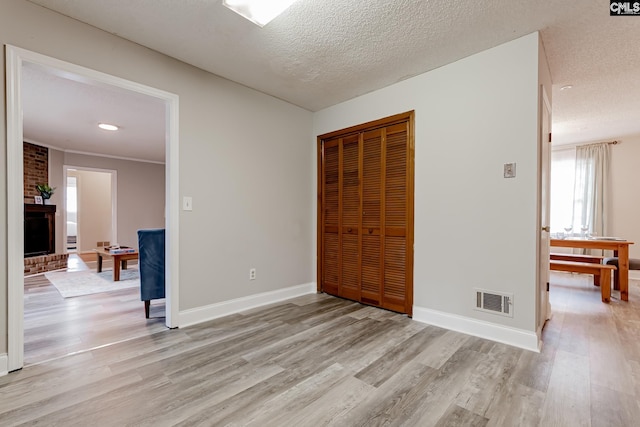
560 85 573 91
98 123 119 131
223 0 299 27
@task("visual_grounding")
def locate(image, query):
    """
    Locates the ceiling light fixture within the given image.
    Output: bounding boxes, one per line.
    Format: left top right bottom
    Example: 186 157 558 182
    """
560 85 573 91
222 0 299 27
98 123 119 131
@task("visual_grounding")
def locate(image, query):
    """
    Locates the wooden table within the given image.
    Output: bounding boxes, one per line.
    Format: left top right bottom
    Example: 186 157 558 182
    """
550 238 634 301
94 248 139 281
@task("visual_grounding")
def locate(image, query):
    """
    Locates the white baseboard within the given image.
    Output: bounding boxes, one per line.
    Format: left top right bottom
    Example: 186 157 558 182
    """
179 282 317 328
412 306 540 352
0 353 8 376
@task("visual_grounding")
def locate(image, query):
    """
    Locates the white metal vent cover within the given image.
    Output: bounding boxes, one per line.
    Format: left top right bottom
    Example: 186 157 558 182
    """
474 288 513 318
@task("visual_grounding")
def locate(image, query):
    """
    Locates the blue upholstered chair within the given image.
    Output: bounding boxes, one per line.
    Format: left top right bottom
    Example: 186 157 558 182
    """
137 228 165 318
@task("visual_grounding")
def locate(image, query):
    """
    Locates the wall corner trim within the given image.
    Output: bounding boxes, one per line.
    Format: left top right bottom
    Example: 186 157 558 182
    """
0 354 8 377
179 283 317 328
412 306 540 352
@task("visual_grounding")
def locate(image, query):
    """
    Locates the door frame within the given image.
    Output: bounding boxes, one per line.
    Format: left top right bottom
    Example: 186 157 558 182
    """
537 86 552 343
6 45 180 372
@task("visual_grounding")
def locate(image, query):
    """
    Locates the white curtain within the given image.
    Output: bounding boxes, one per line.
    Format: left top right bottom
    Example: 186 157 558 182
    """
572 143 610 239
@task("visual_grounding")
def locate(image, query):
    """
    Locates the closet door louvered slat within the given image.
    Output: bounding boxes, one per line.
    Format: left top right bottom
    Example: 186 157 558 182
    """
383 123 409 312
361 129 382 305
322 139 340 295
340 136 361 301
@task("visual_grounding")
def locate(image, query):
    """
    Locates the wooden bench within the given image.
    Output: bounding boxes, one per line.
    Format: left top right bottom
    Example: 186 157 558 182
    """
550 253 606 286
550 260 616 303
550 252 606 263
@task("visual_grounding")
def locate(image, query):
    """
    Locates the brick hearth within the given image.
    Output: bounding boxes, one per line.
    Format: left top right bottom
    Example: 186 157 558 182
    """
24 253 69 276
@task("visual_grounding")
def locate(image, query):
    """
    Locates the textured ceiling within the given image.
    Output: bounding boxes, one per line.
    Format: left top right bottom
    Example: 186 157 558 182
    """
24 0 640 157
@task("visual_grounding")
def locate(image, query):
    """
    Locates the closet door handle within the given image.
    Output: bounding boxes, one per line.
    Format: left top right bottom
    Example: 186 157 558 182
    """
347 227 352 233
369 228 373 234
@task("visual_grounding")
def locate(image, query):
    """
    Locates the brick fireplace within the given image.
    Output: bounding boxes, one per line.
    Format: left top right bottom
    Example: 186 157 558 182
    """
23 142 68 275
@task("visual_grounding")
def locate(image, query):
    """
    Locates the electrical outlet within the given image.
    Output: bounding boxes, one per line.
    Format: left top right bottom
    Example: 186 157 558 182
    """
249 268 256 280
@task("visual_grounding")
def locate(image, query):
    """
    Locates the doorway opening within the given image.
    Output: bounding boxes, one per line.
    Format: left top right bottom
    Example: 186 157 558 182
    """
7 45 180 372
65 175 78 252
63 167 116 256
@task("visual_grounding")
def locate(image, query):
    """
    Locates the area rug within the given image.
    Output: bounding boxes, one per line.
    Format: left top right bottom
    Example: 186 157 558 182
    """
45 268 140 298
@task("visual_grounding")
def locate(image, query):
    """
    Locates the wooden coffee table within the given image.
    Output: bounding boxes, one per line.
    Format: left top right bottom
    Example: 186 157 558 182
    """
94 247 139 281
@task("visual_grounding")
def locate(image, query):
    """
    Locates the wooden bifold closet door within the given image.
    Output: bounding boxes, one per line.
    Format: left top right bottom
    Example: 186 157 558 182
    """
317 112 414 315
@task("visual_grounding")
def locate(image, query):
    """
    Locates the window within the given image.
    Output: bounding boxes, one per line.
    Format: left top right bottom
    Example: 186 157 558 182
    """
550 147 575 233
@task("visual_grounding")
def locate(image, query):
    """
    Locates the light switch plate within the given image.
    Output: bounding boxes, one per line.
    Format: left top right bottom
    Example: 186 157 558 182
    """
504 163 516 178
183 196 193 211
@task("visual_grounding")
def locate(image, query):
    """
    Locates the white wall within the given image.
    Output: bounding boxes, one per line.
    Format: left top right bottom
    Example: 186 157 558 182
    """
0 0 314 355
608 134 640 259
314 33 543 338
75 170 112 252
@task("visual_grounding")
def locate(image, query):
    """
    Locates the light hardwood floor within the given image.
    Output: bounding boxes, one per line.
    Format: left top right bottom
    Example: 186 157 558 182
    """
2 271 639 426
23 255 166 365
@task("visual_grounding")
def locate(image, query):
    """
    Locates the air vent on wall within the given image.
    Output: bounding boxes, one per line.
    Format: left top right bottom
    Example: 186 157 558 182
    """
474 288 513 317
